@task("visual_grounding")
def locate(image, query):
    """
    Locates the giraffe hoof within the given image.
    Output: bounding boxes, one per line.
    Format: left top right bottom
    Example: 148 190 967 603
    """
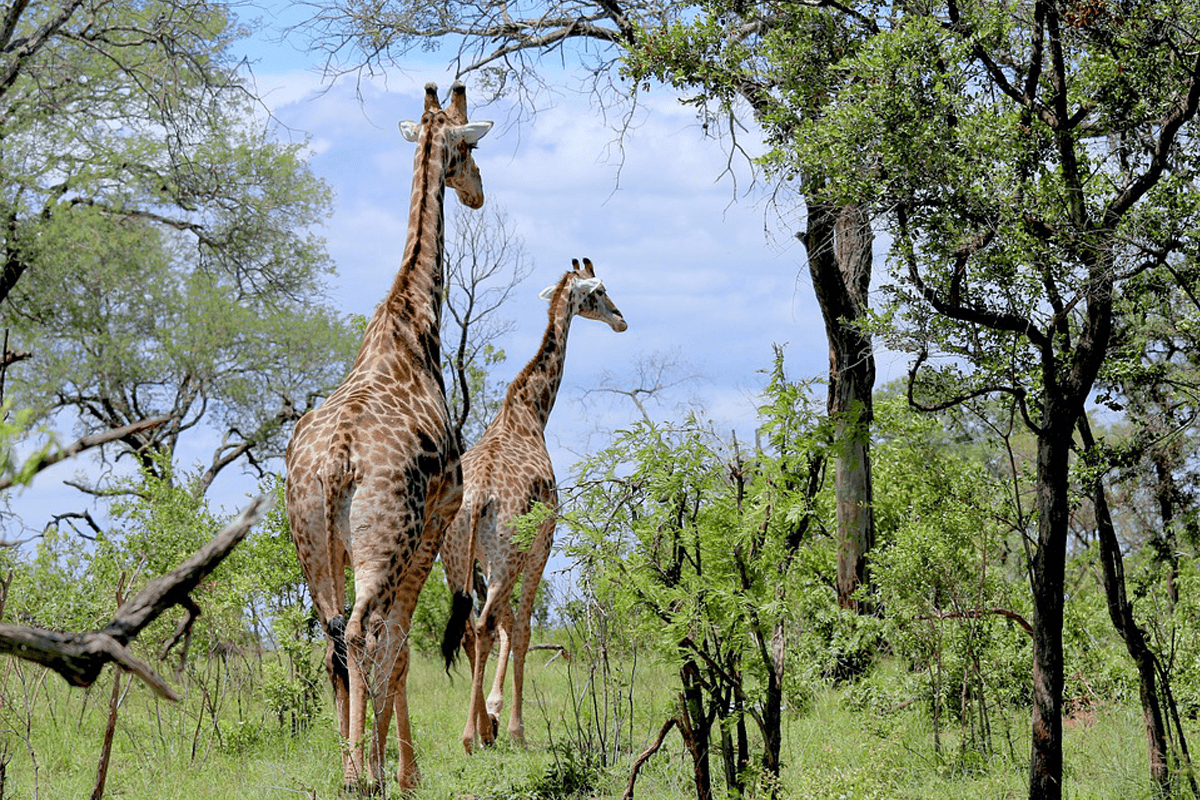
489 714 500 742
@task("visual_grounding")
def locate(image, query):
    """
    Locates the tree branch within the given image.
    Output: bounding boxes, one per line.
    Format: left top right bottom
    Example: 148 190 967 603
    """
621 714 680 800
0 415 172 492
0 494 272 699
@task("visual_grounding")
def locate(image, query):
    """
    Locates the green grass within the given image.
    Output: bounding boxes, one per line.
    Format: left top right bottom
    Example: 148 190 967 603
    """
0 647 1187 799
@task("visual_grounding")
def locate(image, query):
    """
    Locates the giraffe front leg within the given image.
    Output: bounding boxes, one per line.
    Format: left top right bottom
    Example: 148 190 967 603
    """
507 618 531 746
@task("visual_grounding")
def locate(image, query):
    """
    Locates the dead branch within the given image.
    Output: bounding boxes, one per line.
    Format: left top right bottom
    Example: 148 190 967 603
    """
529 642 570 662
0 493 272 700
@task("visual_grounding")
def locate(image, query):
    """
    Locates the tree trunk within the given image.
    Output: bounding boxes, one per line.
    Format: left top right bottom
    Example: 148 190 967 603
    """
1029 413 1071 800
762 621 785 788
680 659 712 800
1150 453 1182 605
1079 418 1171 793
800 200 877 611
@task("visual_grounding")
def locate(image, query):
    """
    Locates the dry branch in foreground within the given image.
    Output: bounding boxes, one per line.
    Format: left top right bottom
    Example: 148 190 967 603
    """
0 493 272 700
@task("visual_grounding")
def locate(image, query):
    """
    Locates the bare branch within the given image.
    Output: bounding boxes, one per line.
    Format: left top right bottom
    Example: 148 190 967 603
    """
0 494 272 699
621 714 680 800
0 416 172 493
921 606 1034 638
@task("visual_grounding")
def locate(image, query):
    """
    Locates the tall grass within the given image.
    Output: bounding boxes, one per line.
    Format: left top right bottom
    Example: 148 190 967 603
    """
0 644 1180 799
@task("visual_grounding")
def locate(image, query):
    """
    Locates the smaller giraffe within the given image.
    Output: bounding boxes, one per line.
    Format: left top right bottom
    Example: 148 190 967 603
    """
442 258 627 751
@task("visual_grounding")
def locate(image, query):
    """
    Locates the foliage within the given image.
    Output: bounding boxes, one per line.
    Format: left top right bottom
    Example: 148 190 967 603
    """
564 353 832 796
0 1 324 301
0 0 359 506
0 403 52 498
510 501 553 554
261 604 325 734
412 561 453 659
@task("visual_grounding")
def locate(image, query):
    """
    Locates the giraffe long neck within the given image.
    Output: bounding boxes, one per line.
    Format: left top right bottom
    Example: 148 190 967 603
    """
352 122 450 379
502 283 573 432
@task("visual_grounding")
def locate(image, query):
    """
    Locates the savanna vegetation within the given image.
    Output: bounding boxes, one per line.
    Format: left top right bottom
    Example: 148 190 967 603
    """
3 1 1200 800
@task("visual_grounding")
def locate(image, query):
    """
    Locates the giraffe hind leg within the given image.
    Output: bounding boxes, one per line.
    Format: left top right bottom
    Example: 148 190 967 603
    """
486 603 515 727
508 533 552 745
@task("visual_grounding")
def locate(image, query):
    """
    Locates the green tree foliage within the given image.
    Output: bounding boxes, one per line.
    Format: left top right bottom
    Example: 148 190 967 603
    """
565 353 831 797
631 3 1200 796
871 393 1030 761
0 1 359 503
0 1 323 303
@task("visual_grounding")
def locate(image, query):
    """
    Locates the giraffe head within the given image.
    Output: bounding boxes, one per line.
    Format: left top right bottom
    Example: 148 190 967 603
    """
538 258 629 332
399 82 493 208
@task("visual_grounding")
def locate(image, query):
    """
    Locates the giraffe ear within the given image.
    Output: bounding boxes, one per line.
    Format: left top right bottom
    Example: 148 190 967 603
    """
576 277 603 295
449 121 494 146
538 285 556 302
399 121 421 142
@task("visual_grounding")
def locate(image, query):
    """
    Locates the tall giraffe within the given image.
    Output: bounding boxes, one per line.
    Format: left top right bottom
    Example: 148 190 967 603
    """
284 82 491 793
441 258 627 751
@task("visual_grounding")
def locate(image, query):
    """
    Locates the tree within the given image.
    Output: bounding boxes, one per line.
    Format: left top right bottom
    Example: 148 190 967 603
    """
870 390 1030 761
0 1 359 506
565 353 828 798
785 5 1200 797
441 204 531 446
0 1 317 304
1080 251 1200 792
582 349 704 424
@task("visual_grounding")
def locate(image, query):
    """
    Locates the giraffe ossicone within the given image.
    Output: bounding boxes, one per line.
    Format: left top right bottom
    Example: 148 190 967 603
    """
284 81 491 794
441 256 628 753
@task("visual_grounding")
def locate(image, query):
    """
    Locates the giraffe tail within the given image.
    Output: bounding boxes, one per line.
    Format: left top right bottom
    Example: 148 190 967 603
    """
317 451 351 691
328 614 349 691
442 590 472 674
441 495 490 674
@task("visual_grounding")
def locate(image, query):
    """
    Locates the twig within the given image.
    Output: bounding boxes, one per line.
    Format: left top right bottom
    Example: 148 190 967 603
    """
621 715 680 800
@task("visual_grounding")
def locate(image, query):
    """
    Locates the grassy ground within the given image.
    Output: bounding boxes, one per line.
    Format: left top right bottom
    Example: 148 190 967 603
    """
0 645 1181 799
